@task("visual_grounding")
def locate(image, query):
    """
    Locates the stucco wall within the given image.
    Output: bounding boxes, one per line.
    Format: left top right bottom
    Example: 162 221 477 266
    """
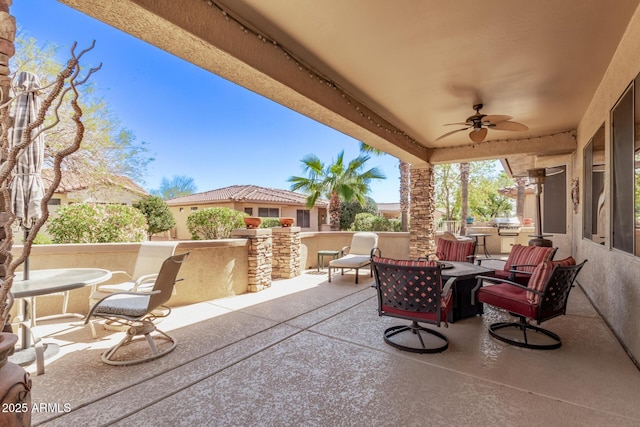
9 240 249 319
574 3 640 363
300 231 410 270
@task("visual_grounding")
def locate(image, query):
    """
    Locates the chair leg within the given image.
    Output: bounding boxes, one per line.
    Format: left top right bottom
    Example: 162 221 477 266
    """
101 320 177 366
383 321 448 353
355 268 359 284
488 319 562 350
328 266 332 282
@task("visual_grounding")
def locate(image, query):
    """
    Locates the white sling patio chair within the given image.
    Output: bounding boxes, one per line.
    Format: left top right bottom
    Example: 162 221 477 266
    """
328 232 378 284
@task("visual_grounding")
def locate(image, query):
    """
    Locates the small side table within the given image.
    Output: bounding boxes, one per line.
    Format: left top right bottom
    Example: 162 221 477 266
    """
469 233 491 258
317 250 340 271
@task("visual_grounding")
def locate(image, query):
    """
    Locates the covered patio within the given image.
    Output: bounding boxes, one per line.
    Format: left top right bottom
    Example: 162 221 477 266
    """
2 1 640 424
28 269 640 425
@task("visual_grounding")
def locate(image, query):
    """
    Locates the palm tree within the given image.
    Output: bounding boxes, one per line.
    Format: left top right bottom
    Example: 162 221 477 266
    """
460 162 470 236
289 151 385 229
359 143 410 232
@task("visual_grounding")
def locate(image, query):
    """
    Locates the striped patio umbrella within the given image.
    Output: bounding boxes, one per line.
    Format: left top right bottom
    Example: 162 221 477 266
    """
9 71 45 279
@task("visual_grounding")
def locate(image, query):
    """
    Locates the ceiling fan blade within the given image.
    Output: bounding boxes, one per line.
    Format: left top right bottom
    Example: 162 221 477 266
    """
435 127 470 141
482 114 512 124
491 120 529 131
443 122 471 126
469 127 487 143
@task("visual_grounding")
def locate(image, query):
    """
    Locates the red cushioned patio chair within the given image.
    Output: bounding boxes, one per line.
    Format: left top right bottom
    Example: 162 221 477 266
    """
474 257 586 350
371 252 456 353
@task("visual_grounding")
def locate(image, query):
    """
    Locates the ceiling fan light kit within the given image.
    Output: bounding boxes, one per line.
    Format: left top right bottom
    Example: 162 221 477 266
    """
437 103 529 142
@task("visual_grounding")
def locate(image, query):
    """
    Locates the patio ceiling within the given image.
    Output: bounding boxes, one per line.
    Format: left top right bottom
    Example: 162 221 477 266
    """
59 0 640 174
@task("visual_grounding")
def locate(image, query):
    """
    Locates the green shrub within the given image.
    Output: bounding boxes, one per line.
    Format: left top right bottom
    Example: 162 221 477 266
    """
339 197 378 230
389 218 402 232
351 212 397 232
47 203 147 243
133 195 176 238
260 218 281 228
33 233 52 245
186 207 245 240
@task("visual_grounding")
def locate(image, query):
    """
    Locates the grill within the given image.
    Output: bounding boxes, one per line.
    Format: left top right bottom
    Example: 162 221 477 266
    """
497 225 521 236
490 218 522 236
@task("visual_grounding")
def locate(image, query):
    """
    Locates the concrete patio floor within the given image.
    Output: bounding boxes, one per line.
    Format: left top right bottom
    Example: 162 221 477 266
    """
23 267 640 426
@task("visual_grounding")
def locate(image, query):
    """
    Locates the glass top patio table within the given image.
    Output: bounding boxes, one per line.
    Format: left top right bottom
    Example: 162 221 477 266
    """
9 268 112 375
12 268 113 298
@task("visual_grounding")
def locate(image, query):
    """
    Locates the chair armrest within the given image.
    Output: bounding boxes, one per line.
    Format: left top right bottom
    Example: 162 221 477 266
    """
471 275 530 305
443 277 456 296
510 263 537 270
132 273 159 291
340 246 350 257
476 257 506 266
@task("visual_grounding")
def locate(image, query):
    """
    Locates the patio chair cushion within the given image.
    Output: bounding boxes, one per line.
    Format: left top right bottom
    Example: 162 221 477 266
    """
93 293 151 318
526 256 576 304
435 239 475 262
329 254 370 269
504 244 556 273
349 232 379 255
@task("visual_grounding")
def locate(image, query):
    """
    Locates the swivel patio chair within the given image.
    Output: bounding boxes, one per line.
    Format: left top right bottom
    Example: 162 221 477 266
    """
371 253 455 353
89 241 180 336
476 244 556 285
328 232 378 284
85 252 188 366
474 257 586 350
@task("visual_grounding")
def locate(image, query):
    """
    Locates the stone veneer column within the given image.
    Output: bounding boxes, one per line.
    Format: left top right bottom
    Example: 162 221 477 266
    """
409 163 436 259
271 226 301 279
230 228 272 292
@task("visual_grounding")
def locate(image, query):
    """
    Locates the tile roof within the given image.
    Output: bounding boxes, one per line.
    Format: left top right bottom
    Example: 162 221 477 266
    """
377 202 400 212
41 169 147 196
166 185 328 207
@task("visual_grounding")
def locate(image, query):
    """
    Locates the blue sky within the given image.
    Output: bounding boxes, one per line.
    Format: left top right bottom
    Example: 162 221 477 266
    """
11 0 402 203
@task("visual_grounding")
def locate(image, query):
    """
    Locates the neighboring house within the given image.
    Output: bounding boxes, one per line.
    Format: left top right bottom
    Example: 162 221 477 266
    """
166 185 328 239
14 170 148 243
42 169 148 211
376 202 400 219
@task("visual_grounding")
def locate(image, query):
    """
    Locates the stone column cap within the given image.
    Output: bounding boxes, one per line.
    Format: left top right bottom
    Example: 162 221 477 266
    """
231 228 273 238
272 226 301 234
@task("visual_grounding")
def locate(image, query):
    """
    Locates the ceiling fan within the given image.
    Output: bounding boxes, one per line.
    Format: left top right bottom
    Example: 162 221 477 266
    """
436 103 529 143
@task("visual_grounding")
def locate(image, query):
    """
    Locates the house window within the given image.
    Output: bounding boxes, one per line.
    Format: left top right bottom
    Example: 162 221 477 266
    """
190 207 198 211
47 198 61 206
583 124 605 244
610 78 640 255
542 166 567 234
244 207 253 216
296 209 310 228
179 207 184 212
258 207 279 217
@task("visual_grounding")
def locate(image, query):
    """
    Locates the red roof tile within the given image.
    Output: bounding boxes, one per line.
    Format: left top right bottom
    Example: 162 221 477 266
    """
166 185 327 207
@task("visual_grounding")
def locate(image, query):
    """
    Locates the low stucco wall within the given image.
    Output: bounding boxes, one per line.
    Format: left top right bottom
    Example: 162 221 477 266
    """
300 231 410 269
8 240 249 319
